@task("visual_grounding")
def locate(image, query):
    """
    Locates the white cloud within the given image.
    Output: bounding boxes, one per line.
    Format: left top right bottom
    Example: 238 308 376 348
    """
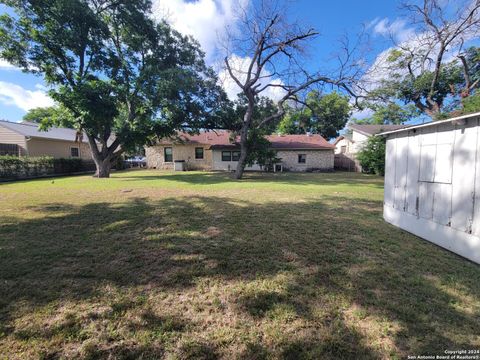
369 17 416 43
152 0 248 62
218 54 286 101
0 81 54 111
351 107 374 120
0 59 19 71
151 1 288 103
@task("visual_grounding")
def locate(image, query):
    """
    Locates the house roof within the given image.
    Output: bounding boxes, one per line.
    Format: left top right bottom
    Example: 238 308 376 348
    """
348 124 410 137
0 120 87 143
333 134 354 146
266 134 334 150
378 111 480 136
158 131 334 150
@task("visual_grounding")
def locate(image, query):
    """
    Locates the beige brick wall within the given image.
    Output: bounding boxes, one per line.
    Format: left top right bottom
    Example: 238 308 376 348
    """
145 144 212 170
146 144 334 172
277 149 333 171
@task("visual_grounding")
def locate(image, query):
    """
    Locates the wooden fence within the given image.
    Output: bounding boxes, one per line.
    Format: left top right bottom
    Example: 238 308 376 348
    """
334 154 361 172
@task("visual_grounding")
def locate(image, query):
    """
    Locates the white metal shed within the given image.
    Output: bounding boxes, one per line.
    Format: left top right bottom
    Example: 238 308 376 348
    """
380 112 480 264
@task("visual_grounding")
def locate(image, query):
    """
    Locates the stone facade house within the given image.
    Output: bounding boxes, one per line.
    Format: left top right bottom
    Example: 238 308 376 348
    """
0 120 92 159
145 131 334 172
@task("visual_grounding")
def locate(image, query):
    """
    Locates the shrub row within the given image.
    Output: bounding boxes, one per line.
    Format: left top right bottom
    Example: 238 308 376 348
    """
0 156 96 179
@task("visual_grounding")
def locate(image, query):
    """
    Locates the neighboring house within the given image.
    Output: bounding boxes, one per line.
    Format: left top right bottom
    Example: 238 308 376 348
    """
380 111 480 265
334 124 409 155
333 124 409 171
0 120 92 159
145 130 334 172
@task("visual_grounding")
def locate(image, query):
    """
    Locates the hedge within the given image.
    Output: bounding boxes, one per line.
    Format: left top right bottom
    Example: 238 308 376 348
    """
0 156 96 180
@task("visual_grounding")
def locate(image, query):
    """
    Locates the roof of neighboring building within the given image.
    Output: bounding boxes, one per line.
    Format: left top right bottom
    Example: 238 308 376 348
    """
378 111 480 136
266 134 334 150
333 134 354 146
0 120 87 143
157 131 334 150
349 124 410 137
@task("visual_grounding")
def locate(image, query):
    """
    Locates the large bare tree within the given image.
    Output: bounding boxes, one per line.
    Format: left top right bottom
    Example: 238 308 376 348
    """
370 0 480 117
221 0 363 179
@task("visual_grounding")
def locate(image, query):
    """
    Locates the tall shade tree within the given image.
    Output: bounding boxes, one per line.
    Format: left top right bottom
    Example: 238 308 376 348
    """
23 106 76 129
222 0 361 179
352 103 418 125
0 0 226 177
368 0 480 118
277 91 351 139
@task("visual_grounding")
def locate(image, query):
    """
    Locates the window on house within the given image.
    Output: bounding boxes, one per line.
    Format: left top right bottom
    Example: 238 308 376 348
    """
221 151 232 161
341 145 347 154
164 147 173 162
195 147 204 159
70 147 79 158
298 154 306 163
232 151 241 161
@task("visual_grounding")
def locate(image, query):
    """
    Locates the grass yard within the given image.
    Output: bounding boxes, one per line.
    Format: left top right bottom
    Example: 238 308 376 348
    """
0 170 479 359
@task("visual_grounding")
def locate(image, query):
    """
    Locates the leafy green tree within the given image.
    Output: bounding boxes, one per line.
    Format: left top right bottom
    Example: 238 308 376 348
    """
227 95 280 170
277 109 309 135
356 136 386 176
276 91 351 139
0 0 225 177
374 51 465 118
353 103 417 125
366 0 480 118
23 106 76 129
462 93 480 114
244 130 280 171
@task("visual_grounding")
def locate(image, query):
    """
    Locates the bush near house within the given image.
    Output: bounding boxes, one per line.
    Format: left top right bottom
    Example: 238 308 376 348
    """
0 156 95 180
356 136 386 176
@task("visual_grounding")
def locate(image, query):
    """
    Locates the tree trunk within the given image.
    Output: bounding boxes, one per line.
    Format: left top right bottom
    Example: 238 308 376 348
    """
86 133 121 179
234 134 248 179
93 159 112 178
234 98 255 180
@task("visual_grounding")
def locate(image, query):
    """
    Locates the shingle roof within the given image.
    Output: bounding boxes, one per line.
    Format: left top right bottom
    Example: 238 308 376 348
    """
0 120 87 143
266 134 334 149
333 134 354 146
158 131 334 150
348 124 410 136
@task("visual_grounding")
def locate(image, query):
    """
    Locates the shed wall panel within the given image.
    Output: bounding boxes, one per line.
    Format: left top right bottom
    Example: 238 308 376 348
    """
405 133 420 215
394 135 409 210
384 137 396 207
418 182 434 220
451 122 477 232
432 183 452 225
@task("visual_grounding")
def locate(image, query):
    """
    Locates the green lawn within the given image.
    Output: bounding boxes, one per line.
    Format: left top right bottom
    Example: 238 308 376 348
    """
0 170 479 359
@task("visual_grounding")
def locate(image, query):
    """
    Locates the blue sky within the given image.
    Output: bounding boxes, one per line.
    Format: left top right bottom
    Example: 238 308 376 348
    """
0 0 468 122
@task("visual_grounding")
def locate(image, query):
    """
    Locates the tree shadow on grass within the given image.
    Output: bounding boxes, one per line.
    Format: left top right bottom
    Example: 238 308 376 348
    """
116 170 385 188
0 194 479 358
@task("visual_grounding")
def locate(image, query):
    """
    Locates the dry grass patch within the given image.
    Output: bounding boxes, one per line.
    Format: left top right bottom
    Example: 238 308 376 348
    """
0 170 479 359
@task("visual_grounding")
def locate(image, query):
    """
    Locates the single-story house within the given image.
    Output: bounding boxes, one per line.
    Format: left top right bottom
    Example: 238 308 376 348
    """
0 120 92 159
145 131 334 172
380 111 480 264
333 124 409 171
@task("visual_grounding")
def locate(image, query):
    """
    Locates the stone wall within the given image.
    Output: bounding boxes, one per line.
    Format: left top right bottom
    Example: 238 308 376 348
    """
145 144 212 170
146 144 334 172
277 149 334 171
211 150 262 171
